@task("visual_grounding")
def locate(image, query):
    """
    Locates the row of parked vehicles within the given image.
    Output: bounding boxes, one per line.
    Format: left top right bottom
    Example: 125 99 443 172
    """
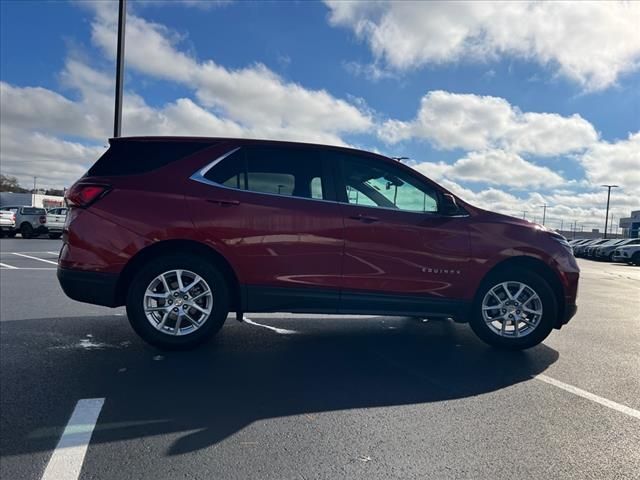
569 237 640 265
0 205 68 239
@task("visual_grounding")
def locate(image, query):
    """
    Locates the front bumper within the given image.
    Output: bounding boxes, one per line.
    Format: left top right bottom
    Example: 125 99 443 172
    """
57 267 120 307
560 303 578 326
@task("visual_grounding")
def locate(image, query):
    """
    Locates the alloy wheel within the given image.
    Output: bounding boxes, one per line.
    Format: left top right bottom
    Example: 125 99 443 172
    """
481 281 543 338
143 269 213 336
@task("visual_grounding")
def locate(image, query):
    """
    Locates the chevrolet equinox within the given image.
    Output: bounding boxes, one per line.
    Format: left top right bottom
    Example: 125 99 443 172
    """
58 137 579 350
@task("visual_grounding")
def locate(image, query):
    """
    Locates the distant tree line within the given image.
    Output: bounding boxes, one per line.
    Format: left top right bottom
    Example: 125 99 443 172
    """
0 174 65 196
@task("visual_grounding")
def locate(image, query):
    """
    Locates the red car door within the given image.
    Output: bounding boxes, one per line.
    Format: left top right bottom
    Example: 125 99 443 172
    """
334 153 471 314
187 144 344 312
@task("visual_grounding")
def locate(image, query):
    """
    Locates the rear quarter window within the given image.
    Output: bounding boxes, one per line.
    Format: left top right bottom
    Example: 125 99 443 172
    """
21 207 46 215
87 141 215 176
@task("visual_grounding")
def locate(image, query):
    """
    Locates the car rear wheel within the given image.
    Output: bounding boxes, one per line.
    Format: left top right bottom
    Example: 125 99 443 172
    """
632 252 640 266
20 223 34 239
126 254 229 350
48 233 62 239
469 270 556 350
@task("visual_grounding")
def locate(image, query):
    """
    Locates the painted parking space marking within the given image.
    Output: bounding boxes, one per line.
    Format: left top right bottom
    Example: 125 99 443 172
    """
11 252 58 265
41 398 105 480
535 374 640 420
243 316 299 335
0 262 18 269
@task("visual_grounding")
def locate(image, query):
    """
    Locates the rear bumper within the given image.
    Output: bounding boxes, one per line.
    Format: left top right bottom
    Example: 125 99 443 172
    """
57 267 120 307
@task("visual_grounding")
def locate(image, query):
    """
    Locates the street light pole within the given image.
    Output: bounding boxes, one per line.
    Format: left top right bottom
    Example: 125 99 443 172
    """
113 0 127 138
601 184 618 239
538 204 547 226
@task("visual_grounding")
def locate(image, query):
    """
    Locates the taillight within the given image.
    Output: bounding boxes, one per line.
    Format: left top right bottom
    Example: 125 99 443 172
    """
39 216 46 224
65 184 111 208
11 213 16 222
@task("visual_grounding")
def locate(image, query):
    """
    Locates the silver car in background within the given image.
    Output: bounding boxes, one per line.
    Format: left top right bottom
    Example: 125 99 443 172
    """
0 210 16 237
0 206 48 238
45 207 68 239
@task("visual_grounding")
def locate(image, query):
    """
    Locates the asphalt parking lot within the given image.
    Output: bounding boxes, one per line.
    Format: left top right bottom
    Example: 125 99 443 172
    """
1 238 639 480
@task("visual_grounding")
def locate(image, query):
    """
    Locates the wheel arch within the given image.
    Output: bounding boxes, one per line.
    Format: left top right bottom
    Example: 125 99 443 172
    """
476 255 566 328
115 239 242 310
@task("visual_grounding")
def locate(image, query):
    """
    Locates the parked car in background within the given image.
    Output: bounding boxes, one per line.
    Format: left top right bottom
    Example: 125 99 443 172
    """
0 210 16 237
585 239 623 259
574 239 606 257
45 207 68 239
612 244 640 265
57 137 579 351
0 206 48 238
595 238 640 261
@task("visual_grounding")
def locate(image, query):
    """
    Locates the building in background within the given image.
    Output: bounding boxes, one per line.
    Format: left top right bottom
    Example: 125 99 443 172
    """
0 192 64 209
619 210 640 238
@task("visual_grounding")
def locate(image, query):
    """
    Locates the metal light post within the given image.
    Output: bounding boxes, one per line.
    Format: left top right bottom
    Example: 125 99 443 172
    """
538 204 547 226
113 0 127 137
601 185 618 239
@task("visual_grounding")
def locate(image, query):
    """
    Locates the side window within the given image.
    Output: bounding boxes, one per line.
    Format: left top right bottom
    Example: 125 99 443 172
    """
60 208 68 215
341 156 439 213
204 147 328 200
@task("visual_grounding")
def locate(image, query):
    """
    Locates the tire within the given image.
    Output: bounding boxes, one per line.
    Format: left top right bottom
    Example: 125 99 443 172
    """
469 269 557 350
20 223 34 239
126 254 229 350
48 233 62 239
608 252 615 262
632 252 640 266
7 231 16 238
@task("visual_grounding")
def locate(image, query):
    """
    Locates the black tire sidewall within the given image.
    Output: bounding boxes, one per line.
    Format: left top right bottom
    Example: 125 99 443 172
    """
21 224 33 238
126 255 230 350
470 269 557 350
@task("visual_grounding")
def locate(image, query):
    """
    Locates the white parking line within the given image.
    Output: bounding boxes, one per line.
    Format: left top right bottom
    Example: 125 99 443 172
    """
10 252 58 265
535 374 640 420
41 398 105 480
243 316 298 335
0 262 18 269
0 267 56 270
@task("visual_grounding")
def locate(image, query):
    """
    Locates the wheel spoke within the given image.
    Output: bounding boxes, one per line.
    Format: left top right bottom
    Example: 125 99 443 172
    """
183 275 202 293
523 306 541 315
174 314 182 334
184 311 200 327
513 318 520 337
158 311 170 330
513 284 525 302
189 303 211 315
190 289 211 302
501 317 508 335
176 270 185 290
146 292 169 299
145 306 168 313
160 274 171 293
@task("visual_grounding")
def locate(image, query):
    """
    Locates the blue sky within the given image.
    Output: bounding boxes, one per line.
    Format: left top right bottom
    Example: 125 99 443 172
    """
1 1 638 230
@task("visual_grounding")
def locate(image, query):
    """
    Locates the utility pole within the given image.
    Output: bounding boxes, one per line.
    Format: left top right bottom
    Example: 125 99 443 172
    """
522 211 527 220
560 219 563 232
113 0 127 137
538 204 548 226
601 185 618 239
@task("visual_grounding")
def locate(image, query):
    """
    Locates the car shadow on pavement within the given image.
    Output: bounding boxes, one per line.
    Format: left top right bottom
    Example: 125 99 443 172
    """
0 315 559 459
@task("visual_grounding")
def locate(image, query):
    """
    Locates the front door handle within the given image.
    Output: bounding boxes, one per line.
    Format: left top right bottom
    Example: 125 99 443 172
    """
206 199 240 206
349 214 379 223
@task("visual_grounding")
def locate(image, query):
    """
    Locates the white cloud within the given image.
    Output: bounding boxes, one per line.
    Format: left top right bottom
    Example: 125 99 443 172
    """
580 132 640 192
414 149 564 188
88 2 372 144
326 1 640 91
378 91 598 156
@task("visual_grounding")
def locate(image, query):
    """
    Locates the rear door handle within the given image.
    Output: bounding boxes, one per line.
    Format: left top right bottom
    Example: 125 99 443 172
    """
206 199 240 206
349 214 379 223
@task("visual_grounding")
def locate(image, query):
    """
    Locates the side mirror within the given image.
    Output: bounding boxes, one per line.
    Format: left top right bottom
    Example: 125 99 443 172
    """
441 193 460 216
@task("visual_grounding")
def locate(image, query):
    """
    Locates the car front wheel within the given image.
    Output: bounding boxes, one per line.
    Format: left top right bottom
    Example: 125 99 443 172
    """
469 270 556 350
126 254 230 350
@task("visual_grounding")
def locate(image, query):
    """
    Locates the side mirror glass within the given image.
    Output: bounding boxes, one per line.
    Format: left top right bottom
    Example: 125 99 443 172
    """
441 193 460 216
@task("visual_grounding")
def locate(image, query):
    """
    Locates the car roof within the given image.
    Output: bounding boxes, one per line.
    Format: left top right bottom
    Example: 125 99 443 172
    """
109 136 392 163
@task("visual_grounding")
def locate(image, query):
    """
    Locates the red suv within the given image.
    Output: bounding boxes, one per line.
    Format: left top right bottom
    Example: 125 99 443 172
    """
58 137 579 350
